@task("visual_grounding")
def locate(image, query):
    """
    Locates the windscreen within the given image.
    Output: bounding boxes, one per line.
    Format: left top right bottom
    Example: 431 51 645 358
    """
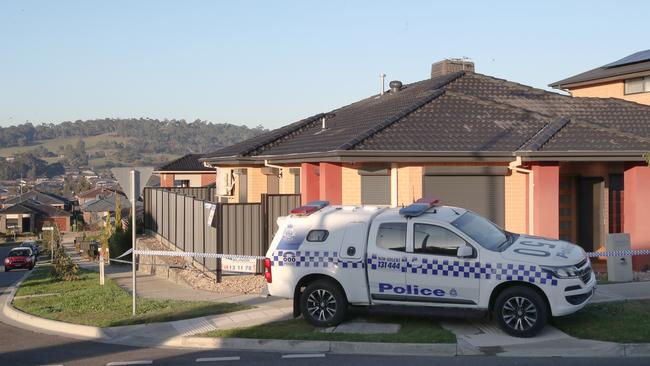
451 212 507 251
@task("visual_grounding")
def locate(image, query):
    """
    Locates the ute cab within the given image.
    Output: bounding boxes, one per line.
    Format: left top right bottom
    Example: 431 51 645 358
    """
265 199 596 337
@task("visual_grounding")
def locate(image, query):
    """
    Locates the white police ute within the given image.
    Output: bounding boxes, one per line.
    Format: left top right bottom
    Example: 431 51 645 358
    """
263 198 596 337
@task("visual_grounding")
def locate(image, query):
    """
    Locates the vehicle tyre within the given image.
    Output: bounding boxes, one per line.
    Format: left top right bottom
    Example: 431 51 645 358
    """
300 280 347 327
494 286 548 338
4 267 9 272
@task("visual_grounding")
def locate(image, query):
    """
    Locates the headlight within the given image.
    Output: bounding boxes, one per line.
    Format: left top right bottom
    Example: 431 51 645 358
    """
541 265 580 279
4 258 9 264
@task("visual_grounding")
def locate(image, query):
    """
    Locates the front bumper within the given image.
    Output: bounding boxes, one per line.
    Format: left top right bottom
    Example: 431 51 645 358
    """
550 271 597 316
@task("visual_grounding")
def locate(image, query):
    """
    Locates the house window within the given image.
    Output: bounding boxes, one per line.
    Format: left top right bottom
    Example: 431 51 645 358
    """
173 180 190 187
624 76 650 94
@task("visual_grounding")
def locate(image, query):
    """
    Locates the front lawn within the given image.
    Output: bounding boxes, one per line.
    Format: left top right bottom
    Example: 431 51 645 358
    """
203 316 456 344
13 266 250 327
553 300 650 343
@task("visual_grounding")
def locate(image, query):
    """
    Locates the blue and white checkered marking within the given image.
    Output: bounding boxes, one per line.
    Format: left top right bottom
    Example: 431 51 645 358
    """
368 254 558 286
276 252 559 287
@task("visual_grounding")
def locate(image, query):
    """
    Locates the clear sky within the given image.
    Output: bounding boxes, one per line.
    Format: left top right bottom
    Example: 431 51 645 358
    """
1 0 648 129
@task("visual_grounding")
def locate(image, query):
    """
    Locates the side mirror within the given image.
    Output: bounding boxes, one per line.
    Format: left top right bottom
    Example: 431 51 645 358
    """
457 244 474 258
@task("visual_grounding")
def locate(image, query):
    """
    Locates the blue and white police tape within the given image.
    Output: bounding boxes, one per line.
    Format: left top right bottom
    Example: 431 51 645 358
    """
116 248 650 261
586 249 650 258
131 249 265 261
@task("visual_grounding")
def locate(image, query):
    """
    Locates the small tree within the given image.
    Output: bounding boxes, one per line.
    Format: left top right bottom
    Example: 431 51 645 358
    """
644 152 650 166
114 196 122 232
51 246 78 281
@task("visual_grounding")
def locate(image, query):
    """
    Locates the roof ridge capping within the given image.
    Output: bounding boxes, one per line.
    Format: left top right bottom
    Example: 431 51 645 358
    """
517 117 571 152
244 113 326 157
337 71 465 151
201 113 325 160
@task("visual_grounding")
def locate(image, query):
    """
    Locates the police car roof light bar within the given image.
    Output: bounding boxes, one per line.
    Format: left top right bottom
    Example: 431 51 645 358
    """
399 197 440 218
290 206 320 216
305 200 330 208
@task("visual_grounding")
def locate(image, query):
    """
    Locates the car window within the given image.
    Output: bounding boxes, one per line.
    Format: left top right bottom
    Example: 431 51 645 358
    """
413 223 466 256
376 222 407 252
10 249 31 257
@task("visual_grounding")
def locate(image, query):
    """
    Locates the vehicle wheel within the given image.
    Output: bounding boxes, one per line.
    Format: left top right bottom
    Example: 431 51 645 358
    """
494 286 548 338
4 268 9 272
300 280 347 327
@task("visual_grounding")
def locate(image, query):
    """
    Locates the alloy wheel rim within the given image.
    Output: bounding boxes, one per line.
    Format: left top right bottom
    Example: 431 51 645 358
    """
307 289 337 322
502 296 538 331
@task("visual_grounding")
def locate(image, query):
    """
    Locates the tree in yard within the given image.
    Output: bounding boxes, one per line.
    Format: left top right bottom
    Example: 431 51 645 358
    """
114 196 122 232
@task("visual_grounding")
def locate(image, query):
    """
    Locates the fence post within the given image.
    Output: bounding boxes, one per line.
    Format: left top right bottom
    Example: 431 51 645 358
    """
216 203 223 283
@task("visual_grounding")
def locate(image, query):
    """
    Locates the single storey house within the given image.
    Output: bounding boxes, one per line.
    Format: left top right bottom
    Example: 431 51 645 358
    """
550 49 650 105
155 154 216 188
201 59 650 270
0 198 72 233
76 187 125 206
80 193 139 228
2 190 72 211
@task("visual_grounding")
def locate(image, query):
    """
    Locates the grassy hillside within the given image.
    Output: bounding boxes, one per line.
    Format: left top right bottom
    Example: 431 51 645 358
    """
0 119 266 171
0 134 132 157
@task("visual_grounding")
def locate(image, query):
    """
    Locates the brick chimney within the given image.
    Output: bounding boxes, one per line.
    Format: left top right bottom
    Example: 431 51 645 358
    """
431 59 475 78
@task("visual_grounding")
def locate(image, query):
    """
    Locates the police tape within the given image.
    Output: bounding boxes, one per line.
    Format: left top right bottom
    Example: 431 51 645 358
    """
586 249 650 258
132 249 265 261
116 248 650 261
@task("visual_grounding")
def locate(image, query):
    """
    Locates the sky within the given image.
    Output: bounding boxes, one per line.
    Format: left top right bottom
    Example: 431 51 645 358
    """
1 0 649 129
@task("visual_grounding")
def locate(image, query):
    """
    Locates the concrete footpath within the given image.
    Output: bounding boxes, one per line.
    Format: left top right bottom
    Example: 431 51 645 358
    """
1 234 649 357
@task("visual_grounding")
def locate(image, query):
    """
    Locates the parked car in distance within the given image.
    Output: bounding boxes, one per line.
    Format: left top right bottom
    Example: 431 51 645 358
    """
4 247 36 271
21 240 39 259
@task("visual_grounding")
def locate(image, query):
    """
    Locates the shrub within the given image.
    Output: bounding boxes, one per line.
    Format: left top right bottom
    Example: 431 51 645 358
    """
50 246 79 281
109 223 132 260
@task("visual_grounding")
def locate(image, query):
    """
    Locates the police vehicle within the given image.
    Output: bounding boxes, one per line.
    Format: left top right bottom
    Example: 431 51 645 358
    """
264 198 596 337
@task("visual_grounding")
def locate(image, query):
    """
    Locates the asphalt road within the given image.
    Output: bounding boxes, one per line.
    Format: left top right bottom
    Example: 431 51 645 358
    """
1 242 649 365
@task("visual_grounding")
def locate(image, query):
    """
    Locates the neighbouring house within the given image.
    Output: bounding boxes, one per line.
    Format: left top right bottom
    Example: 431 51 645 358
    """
2 190 73 211
202 59 650 270
550 49 650 105
154 154 216 188
80 193 137 228
0 199 72 233
76 187 125 206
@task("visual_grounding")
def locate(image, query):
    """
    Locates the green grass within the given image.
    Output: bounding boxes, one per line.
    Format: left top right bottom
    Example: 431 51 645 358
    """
13 266 250 327
202 316 456 344
553 300 650 343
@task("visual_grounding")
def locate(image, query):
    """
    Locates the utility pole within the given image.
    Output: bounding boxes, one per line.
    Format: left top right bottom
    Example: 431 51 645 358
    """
131 169 137 316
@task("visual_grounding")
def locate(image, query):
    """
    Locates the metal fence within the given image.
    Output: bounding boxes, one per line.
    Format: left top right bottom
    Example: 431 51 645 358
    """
163 187 216 201
143 187 300 279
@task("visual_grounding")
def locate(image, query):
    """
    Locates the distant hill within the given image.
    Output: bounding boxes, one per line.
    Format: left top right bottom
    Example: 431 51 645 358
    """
0 118 266 170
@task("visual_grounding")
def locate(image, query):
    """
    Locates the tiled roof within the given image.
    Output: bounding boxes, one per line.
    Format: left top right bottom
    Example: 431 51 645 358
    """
549 49 650 87
203 71 650 160
156 154 213 172
0 199 71 217
81 193 132 213
77 187 124 199
3 190 70 206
